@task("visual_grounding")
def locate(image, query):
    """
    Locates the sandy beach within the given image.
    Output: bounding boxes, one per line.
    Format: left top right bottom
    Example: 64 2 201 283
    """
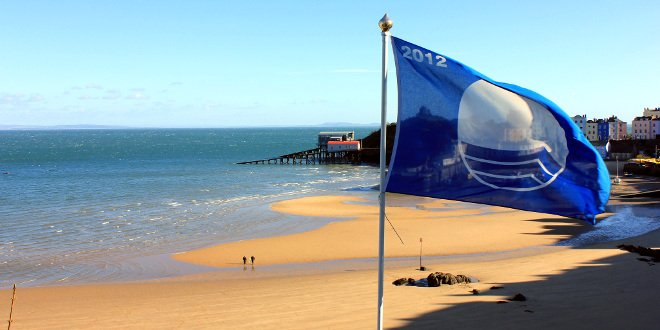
2 176 659 329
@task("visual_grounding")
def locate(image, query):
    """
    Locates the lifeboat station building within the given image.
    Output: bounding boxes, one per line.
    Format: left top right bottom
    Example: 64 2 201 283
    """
317 132 359 150
327 140 361 152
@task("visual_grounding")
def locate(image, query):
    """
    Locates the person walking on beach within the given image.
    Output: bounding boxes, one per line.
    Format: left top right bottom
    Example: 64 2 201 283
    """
243 256 247 265
250 256 255 264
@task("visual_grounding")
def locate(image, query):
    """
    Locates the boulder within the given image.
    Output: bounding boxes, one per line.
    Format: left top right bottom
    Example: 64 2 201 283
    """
441 273 457 285
427 272 475 287
455 275 471 284
427 272 444 287
392 278 417 286
508 293 527 301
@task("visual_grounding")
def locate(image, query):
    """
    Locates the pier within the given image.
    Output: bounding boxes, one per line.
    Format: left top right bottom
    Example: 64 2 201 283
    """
237 147 361 165
236 128 395 166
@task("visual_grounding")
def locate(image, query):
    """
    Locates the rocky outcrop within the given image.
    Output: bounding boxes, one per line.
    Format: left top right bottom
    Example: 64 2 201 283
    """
358 124 397 165
392 278 417 286
426 272 472 287
617 244 660 261
392 272 475 287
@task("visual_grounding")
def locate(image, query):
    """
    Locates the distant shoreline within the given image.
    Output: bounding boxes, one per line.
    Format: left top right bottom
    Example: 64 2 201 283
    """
0 123 381 131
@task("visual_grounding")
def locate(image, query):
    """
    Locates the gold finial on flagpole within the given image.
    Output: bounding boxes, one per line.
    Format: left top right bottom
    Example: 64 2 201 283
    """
378 14 393 32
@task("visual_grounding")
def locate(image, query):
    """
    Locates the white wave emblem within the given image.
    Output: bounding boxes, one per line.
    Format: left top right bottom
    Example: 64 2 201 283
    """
457 80 568 191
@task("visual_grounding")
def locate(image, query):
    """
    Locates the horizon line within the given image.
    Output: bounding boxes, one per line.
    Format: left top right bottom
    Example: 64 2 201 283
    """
0 123 383 131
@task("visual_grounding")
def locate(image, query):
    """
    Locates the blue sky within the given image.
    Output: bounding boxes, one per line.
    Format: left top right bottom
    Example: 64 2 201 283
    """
1 1 658 127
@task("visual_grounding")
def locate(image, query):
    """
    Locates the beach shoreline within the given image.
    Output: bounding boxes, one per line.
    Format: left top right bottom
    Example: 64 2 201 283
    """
2 175 659 329
172 194 599 268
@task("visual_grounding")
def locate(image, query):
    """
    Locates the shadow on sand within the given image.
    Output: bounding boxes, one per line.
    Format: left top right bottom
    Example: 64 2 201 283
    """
522 217 592 238
391 229 660 330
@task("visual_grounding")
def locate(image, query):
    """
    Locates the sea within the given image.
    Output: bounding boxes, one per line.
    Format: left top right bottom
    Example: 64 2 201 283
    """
2 128 659 289
0 127 381 288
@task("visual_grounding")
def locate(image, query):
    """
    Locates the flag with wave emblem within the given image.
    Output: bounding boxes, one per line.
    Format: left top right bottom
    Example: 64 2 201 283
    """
385 37 610 223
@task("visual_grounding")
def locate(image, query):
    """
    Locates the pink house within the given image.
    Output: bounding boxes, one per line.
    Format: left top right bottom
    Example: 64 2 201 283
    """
632 116 652 139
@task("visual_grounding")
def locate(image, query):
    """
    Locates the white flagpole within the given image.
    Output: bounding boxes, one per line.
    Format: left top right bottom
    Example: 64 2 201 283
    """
377 13 392 330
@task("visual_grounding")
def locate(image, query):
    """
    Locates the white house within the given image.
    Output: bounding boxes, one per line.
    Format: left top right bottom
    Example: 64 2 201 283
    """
327 141 361 152
571 114 587 135
643 107 660 118
318 131 355 149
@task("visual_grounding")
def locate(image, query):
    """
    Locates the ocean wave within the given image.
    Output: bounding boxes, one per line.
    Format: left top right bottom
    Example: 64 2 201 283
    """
343 185 378 192
274 182 302 187
205 189 317 206
307 179 331 185
556 206 660 247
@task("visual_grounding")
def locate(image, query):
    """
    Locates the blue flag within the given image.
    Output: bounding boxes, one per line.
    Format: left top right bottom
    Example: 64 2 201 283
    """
386 37 610 223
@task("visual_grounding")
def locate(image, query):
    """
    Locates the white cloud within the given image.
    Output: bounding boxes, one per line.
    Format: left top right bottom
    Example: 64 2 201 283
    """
28 94 45 102
83 83 103 90
78 95 100 100
126 92 148 100
0 93 46 106
102 89 122 100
